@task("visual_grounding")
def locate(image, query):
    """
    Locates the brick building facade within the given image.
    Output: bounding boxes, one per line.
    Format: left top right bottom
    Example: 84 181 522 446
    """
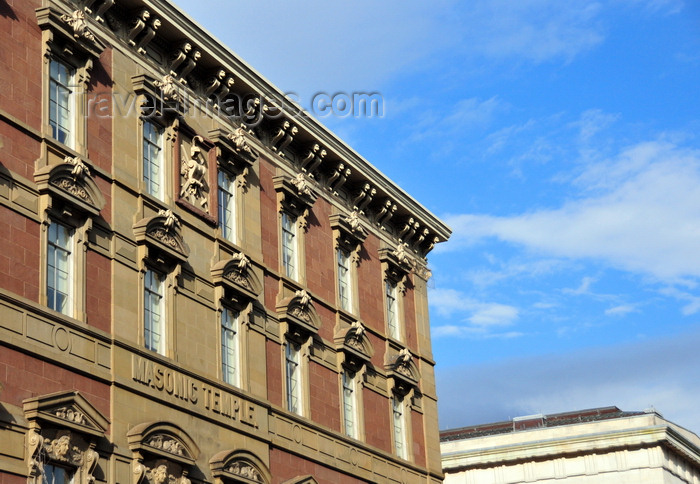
0 1 450 484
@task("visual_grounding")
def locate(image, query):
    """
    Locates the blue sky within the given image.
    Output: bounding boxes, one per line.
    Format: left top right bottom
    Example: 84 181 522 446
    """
172 0 700 433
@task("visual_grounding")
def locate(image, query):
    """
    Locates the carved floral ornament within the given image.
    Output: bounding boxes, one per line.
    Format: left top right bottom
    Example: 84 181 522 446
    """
34 156 106 218
23 391 109 484
388 348 420 396
330 212 367 257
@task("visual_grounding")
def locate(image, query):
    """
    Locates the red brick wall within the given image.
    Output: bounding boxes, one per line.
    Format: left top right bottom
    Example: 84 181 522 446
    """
266 339 282 408
363 388 391 452
0 346 110 419
86 48 113 174
86 249 110 333
0 121 42 181
270 448 365 484
403 278 418 351
304 198 334 302
0 207 40 301
308 361 340 432
411 408 426 467
357 233 382 332
0 471 27 484
0 0 43 131
259 158 278 271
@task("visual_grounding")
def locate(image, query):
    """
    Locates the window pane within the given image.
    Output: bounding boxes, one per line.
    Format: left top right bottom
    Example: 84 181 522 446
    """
285 342 301 414
49 60 74 147
143 121 163 199
218 171 235 241
47 222 73 315
144 269 164 354
221 308 239 386
337 249 351 311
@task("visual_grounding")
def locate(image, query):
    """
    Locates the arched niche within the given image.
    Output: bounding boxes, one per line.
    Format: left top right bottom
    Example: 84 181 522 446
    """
127 422 199 484
209 449 271 484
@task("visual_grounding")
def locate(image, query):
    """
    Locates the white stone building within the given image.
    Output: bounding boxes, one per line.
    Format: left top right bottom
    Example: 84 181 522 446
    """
441 406 700 484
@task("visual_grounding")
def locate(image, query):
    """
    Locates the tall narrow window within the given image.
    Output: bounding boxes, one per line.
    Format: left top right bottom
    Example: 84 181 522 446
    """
49 60 75 147
281 212 297 280
337 248 352 312
144 269 165 354
221 307 240 386
47 222 74 316
44 464 73 484
386 280 400 340
392 396 407 459
143 120 164 199
342 371 359 438
285 341 301 415
218 171 236 242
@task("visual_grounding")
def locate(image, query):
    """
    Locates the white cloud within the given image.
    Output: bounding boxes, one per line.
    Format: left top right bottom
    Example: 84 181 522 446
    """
429 288 520 338
444 141 700 282
604 304 638 316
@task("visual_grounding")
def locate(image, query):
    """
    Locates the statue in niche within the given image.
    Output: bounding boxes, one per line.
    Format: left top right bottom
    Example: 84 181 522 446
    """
180 135 209 210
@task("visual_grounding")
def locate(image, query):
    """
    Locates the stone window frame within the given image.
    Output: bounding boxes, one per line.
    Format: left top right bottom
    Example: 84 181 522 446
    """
132 74 182 206
127 422 199 484
209 127 258 248
133 209 190 358
273 174 317 285
35 155 106 322
211 251 262 391
24 391 109 484
379 245 412 343
334 320 373 442
390 392 410 461
37 7 105 156
210 449 271 484
276 289 321 418
329 211 367 317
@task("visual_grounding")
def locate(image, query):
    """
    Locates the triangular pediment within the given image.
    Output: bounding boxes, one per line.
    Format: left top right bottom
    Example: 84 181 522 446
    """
23 391 109 438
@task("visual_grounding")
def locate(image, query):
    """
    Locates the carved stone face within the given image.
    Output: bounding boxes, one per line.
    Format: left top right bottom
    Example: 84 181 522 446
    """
152 465 168 484
54 435 71 459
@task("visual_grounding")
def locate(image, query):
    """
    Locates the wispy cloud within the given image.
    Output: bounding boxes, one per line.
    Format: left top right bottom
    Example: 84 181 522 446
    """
429 288 520 338
444 140 700 282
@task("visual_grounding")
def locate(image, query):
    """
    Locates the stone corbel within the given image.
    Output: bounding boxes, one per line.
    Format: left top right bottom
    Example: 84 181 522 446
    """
133 461 147 484
270 121 297 156
169 42 201 84
204 69 226 97
136 16 160 55
300 144 326 178
27 428 45 483
353 183 376 215
327 163 350 195
398 217 418 243
84 0 114 23
376 198 397 229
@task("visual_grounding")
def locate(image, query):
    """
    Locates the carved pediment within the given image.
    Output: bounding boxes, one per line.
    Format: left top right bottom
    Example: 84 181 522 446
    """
132 74 187 117
209 127 259 169
210 450 270 484
37 7 106 60
35 157 106 218
23 391 109 438
211 253 262 301
330 212 367 251
379 244 413 282
335 321 373 369
277 290 320 338
281 477 318 484
387 348 420 396
273 175 316 218
127 422 198 467
133 209 190 264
